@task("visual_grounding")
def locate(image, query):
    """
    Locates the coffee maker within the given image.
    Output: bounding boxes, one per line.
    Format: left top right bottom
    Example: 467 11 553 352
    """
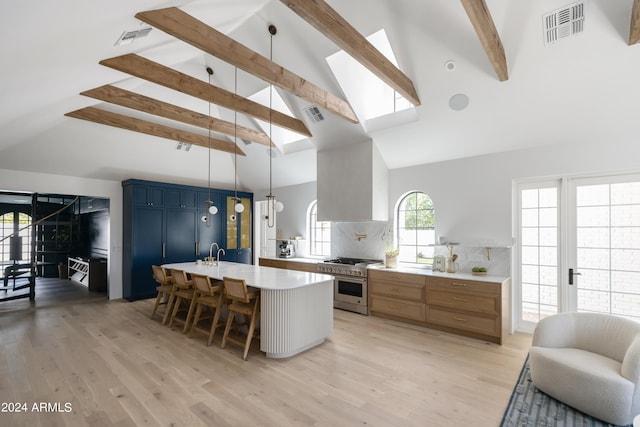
278 240 295 258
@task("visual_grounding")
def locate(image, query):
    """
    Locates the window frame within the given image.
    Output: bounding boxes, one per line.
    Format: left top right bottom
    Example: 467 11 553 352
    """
307 200 331 258
395 191 435 266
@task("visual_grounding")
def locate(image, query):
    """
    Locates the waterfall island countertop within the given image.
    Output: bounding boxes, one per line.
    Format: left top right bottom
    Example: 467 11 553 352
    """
162 261 334 358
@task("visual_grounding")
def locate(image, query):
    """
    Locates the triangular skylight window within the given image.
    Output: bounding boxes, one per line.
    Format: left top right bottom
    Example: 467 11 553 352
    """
326 29 416 131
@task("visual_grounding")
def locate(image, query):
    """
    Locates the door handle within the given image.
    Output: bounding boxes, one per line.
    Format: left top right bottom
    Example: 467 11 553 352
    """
568 268 581 285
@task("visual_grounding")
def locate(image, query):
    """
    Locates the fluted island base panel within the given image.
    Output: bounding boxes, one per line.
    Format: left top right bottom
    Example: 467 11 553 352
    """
260 280 333 358
162 262 335 359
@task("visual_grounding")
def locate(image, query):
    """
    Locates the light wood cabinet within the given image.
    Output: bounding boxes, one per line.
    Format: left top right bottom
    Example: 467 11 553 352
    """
426 276 509 344
368 268 510 344
369 269 426 322
259 258 318 273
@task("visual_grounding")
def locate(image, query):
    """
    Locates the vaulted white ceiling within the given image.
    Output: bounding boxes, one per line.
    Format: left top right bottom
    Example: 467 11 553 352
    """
1 0 639 193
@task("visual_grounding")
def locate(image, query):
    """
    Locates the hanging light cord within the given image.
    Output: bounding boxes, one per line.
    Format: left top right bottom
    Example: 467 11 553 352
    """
234 66 238 203
207 70 212 205
268 30 273 199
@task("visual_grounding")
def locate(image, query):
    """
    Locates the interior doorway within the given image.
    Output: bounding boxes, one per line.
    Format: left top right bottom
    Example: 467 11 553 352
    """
0 192 110 306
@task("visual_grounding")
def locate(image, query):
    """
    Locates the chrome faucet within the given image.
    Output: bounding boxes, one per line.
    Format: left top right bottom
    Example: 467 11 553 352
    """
216 248 226 266
209 242 219 265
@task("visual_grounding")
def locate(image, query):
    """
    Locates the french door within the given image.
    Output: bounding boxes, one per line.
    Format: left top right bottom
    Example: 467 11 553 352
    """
516 173 640 332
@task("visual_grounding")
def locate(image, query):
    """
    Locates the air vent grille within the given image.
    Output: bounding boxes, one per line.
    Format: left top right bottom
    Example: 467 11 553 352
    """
304 106 324 123
543 1 584 45
115 27 153 46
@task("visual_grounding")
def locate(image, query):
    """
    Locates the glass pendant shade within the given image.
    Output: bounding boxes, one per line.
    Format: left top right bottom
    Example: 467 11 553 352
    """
208 205 218 215
234 201 244 213
274 200 284 212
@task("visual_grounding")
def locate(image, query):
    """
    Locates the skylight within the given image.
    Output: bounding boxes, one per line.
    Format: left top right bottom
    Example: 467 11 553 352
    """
248 86 310 153
326 29 415 129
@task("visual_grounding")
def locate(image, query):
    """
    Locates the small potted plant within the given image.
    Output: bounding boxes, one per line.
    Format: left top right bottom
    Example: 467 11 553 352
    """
384 248 399 268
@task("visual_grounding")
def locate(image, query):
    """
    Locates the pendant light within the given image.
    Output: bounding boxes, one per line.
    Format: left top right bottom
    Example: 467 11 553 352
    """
233 66 244 215
266 24 283 228
205 66 218 227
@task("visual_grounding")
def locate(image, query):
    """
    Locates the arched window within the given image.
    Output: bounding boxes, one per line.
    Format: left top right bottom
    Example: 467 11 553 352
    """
397 192 435 265
308 201 331 257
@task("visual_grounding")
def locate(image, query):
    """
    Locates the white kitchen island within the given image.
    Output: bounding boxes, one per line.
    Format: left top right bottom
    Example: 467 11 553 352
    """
162 261 334 358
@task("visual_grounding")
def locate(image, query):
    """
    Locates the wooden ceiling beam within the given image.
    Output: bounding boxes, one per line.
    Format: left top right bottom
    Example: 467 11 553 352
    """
281 0 420 107
630 0 640 45
460 0 509 81
81 85 272 147
65 106 246 156
135 7 359 123
99 54 311 137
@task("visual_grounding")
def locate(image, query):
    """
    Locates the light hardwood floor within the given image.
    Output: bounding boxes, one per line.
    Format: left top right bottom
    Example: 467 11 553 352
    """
0 295 531 427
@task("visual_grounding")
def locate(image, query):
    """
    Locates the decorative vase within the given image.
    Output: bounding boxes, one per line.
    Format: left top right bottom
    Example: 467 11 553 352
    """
385 254 398 268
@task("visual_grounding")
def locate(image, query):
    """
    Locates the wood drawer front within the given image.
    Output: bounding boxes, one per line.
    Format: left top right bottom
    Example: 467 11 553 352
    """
427 307 499 336
369 269 424 285
370 296 426 322
427 277 499 295
370 280 425 302
428 290 498 315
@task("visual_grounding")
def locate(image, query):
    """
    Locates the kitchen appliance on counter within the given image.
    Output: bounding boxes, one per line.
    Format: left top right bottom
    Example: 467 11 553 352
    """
278 240 295 258
317 257 381 315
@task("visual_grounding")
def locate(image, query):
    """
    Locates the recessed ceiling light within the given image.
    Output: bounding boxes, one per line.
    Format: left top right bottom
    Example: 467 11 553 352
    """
444 60 456 71
449 94 469 111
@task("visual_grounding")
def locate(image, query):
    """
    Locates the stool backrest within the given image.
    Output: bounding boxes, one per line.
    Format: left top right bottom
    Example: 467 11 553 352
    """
152 265 169 284
172 269 191 289
192 273 222 296
223 276 249 303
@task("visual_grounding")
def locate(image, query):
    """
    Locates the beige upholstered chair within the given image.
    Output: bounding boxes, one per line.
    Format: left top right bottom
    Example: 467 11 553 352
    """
221 276 260 360
530 312 640 425
150 265 173 322
189 273 225 346
168 269 196 333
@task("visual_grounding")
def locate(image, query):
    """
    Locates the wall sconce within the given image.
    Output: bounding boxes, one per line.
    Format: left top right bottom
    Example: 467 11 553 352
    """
355 233 368 241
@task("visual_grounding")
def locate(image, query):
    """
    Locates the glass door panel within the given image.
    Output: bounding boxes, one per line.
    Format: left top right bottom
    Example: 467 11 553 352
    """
569 177 640 321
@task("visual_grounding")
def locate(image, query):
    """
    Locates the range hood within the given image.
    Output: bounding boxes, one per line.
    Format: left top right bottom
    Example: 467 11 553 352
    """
317 140 388 222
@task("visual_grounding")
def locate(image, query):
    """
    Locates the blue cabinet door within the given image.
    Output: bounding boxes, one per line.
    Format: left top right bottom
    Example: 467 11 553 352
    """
165 209 197 263
128 207 164 300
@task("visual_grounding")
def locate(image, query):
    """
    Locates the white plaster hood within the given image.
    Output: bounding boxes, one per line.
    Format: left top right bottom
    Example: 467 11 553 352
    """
317 140 388 222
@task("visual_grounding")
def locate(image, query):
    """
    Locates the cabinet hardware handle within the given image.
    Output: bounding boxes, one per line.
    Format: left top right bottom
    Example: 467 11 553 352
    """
162 243 165 258
195 242 199 256
451 282 467 287
452 316 468 322
452 297 468 302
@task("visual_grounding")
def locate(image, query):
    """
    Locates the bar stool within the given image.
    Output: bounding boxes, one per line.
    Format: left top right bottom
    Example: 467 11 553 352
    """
189 273 225 346
151 265 173 322
221 276 260 360
168 269 196 333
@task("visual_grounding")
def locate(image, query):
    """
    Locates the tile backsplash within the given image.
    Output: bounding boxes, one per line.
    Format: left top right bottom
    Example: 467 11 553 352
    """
328 222 511 276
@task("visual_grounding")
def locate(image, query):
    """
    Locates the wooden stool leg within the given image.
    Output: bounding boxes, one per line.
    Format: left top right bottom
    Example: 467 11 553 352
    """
162 292 176 325
208 305 222 346
221 311 235 349
151 291 163 319
243 298 260 360
169 296 183 328
182 295 198 334
190 302 203 337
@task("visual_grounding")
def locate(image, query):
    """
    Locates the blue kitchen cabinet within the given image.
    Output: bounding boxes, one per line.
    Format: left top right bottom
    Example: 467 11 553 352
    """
123 180 253 301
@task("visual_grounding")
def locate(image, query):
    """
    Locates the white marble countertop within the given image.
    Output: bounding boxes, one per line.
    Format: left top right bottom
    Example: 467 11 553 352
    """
163 261 333 290
367 263 510 284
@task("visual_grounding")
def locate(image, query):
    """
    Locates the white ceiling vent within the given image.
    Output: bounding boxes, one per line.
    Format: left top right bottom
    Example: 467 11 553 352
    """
114 27 152 46
543 1 585 45
304 106 325 123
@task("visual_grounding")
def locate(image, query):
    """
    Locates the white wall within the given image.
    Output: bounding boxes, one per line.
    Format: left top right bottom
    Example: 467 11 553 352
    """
272 137 640 266
390 138 640 246
0 168 123 299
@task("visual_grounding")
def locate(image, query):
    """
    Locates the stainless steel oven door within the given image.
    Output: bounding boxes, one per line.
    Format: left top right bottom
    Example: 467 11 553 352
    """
334 275 368 315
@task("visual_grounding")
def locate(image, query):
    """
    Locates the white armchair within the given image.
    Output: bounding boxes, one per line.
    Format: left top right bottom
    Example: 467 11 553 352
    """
530 312 640 426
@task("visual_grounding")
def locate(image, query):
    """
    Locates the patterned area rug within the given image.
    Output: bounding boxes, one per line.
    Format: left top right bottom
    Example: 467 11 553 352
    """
500 355 632 427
